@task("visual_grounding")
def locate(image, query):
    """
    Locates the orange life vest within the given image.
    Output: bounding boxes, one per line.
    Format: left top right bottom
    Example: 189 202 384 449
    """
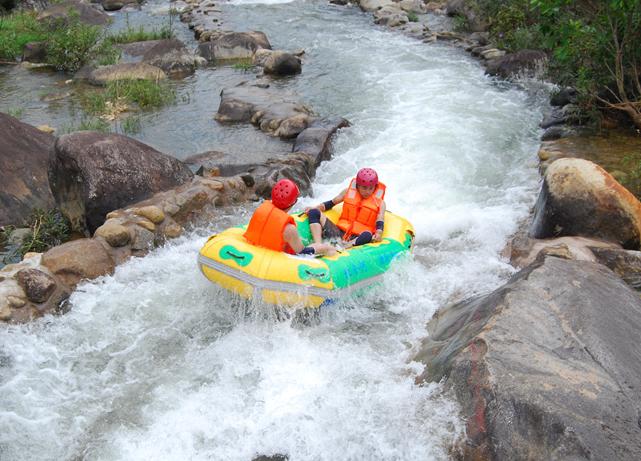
244 201 296 254
337 178 386 239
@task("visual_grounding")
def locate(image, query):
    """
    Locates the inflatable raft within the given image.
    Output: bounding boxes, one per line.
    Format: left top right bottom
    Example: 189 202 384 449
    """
198 204 414 308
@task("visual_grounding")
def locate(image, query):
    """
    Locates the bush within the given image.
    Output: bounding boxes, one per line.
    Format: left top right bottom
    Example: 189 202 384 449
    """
407 12 419 23
17 209 71 257
0 11 46 61
45 13 101 72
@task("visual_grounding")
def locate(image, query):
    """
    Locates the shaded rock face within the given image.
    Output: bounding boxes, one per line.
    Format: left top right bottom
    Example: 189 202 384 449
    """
15 268 57 304
22 41 47 63
38 0 111 26
485 49 548 79
262 51 302 76
0 113 55 227
215 84 314 139
198 31 271 62
591 247 641 291
530 158 641 249
415 256 641 460
49 131 193 233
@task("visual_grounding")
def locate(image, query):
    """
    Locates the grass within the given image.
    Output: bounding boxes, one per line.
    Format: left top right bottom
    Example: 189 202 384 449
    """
45 14 101 72
121 115 142 134
106 24 173 45
61 117 111 134
407 11 419 23
106 79 175 109
6 106 24 118
18 209 70 256
232 59 254 72
0 11 47 61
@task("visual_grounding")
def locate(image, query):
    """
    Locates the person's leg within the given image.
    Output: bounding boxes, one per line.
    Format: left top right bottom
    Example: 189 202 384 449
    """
353 231 373 246
307 209 327 244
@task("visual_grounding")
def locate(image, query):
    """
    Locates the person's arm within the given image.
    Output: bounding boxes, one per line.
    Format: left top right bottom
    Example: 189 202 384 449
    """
306 188 347 214
284 224 337 256
373 200 386 242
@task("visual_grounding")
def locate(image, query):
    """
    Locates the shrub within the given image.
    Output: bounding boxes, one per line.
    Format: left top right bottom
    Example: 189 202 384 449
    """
407 11 419 23
17 209 71 257
121 115 142 134
0 11 47 61
45 13 101 72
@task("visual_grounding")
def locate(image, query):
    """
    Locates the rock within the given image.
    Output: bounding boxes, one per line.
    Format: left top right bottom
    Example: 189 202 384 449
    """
162 221 183 239
88 63 167 86
540 107 567 129
374 6 408 27
38 0 110 26
485 49 548 79
7 295 26 308
480 48 505 60
293 117 350 166
541 125 579 141
398 0 425 13
262 51 302 76
49 131 193 233
22 41 47 63
415 255 641 460
94 220 131 247
16 268 57 304
591 247 641 291
530 158 641 249
197 31 271 62
135 218 155 232
130 226 155 252
445 0 488 32
359 0 394 12
101 0 125 11
37 125 55 134
0 113 55 227
41 238 115 288
141 38 204 77
215 84 314 138
551 87 578 107
133 205 165 224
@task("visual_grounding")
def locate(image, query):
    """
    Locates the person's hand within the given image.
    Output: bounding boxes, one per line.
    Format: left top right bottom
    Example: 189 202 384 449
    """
373 230 383 242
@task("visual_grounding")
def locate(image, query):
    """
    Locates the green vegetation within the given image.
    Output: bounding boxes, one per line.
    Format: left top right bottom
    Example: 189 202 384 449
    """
45 14 101 72
6 106 24 118
478 0 641 129
8 209 71 258
61 117 111 134
407 12 419 23
232 59 254 72
121 115 142 134
106 24 173 45
106 79 175 109
0 11 46 61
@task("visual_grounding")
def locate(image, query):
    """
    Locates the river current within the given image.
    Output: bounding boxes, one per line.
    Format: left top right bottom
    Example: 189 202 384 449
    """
0 0 547 459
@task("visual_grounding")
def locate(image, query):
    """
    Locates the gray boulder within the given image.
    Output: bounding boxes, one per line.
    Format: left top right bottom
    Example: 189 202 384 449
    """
415 255 641 460
141 39 205 77
485 49 548 79
49 131 193 233
198 31 271 62
38 0 110 26
88 62 167 86
262 51 302 76
0 113 55 227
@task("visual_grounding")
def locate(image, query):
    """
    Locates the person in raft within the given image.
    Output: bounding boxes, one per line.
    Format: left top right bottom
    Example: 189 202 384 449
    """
244 179 337 256
305 167 386 248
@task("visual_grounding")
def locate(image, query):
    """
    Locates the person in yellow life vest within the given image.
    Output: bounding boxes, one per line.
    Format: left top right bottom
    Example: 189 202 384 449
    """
305 167 386 247
244 179 337 256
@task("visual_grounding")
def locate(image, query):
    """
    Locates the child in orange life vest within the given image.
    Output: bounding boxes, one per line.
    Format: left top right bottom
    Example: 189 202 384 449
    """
244 179 337 256
305 168 386 247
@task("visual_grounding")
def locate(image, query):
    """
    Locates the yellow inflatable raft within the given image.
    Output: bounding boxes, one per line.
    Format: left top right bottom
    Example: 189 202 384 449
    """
198 204 414 308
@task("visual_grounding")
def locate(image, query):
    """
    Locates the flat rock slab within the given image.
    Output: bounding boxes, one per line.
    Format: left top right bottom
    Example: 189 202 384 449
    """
89 62 167 86
415 255 641 460
0 113 55 226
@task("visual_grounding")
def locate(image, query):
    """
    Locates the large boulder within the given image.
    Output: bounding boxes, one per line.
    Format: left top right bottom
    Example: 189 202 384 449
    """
485 49 548 79
197 31 271 62
41 238 115 289
215 84 315 138
141 39 205 77
292 117 350 166
0 113 55 227
261 51 302 76
38 0 110 26
415 255 641 460
49 131 193 233
88 62 167 86
530 158 641 249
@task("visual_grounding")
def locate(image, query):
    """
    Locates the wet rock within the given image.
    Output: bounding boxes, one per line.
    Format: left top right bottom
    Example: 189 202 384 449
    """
541 125 579 141
530 158 641 249
101 0 133 11
94 220 131 247
49 131 193 233
198 31 271 62
551 87 578 107
216 84 314 138
0 113 55 227
141 38 205 77
15 268 57 304
133 205 165 224
374 6 408 27
398 0 425 13
480 48 505 60
22 41 47 63
415 255 641 460
130 226 155 253
293 117 350 166
591 247 641 291
359 0 394 12
262 51 302 76
41 238 115 289
38 0 110 26
89 63 167 86
252 455 288 461
485 49 548 79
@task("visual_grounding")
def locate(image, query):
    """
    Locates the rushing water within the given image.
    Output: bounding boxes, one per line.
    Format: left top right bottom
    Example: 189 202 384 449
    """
0 0 547 459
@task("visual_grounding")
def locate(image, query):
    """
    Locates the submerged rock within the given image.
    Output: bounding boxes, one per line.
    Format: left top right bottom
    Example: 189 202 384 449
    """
530 158 641 249
49 131 193 233
415 255 641 460
0 113 55 227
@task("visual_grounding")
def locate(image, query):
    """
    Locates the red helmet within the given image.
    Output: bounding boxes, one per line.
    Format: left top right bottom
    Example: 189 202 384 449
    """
356 168 378 187
271 179 300 209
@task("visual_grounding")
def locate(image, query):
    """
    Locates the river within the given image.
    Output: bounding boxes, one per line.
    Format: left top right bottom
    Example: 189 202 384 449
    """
0 0 547 459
